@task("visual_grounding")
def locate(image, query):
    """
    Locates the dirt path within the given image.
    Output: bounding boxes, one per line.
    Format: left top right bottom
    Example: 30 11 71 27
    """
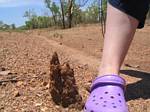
0 32 98 112
37 35 100 71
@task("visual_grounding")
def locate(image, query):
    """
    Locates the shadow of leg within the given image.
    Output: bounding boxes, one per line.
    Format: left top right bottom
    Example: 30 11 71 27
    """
120 70 150 101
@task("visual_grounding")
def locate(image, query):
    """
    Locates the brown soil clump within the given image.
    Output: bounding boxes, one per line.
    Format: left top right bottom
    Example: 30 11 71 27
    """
49 52 83 109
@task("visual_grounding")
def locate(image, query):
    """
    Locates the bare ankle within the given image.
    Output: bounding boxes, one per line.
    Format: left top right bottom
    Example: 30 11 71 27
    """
98 65 120 77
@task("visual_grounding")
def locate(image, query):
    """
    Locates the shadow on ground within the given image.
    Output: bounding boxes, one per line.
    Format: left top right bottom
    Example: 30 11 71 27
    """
120 70 150 101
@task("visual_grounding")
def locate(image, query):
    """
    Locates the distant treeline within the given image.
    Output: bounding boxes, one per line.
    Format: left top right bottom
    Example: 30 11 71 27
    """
0 0 150 30
0 21 16 30
23 0 107 29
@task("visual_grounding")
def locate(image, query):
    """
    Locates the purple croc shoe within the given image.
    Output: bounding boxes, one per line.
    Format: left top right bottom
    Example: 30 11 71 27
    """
84 75 128 112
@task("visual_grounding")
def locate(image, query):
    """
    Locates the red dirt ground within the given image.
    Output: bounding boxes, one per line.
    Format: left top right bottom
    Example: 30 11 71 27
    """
0 24 150 112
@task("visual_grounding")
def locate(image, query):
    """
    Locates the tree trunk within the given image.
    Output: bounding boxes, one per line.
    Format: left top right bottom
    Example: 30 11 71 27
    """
60 0 66 29
51 11 57 25
98 0 101 22
68 0 74 28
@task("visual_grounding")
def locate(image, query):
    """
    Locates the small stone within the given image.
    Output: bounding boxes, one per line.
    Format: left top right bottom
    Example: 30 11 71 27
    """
1 67 6 71
22 96 27 101
41 107 48 111
55 105 60 109
0 70 11 76
36 93 42 97
88 38 92 40
82 45 84 48
134 65 140 68
1 82 7 87
35 103 43 106
0 106 4 110
13 90 20 97
32 74 38 78
16 81 24 86
84 83 91 92
124 63 140 68
45 83 50 89
64 108 69 111
42 82 48 86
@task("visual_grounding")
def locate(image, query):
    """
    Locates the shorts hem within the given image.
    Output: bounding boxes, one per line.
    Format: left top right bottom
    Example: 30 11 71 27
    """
108 0 144 28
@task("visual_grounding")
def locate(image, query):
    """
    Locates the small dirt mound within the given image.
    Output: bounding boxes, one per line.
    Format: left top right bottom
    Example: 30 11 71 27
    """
49 52 83 109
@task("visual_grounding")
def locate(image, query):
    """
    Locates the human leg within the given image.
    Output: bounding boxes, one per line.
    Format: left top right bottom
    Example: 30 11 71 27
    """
99 3 139 76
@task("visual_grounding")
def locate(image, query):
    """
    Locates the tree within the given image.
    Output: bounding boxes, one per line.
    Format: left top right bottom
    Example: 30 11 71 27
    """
60 0 66 28
24 15 53 29
63 0 86 28
0 21 3 27
44 0 89 28
45 0 60 25
11 24 16 29
24 9 37 19
24 9 53 29
3 24 10 29
99 0 107 37
67 0 74 28
89 1 99 23
72 4 82 25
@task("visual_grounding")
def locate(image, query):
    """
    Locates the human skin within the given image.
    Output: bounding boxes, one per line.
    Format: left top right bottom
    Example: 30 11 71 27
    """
99 3 139 76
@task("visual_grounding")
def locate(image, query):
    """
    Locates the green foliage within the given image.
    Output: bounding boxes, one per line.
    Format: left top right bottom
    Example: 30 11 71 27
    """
23 9 54 29
0 21 16 30
86 0 99 23
11 24 16 29
72 4 82 24
23 0 108 29
45 0 61 24
73 0 107 25
24 9 37 19
102 0 107 14
25 16 53 29
0 21 3 27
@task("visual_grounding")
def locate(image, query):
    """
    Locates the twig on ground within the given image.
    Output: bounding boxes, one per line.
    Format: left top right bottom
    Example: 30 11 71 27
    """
0 79 22 84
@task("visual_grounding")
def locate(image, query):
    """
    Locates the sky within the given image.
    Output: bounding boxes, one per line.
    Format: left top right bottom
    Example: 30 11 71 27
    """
0 0 93 27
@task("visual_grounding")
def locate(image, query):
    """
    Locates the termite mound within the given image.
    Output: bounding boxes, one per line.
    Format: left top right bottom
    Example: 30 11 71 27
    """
49 52 83 109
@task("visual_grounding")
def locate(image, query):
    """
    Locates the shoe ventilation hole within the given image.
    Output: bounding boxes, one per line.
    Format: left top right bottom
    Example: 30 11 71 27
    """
119 100 122 103
118 93 121 96
93 95 96 98
95 103 99 105
92 99 96 102
110 96 114 99
105 91 108 94
84 106 87 110
90 110 94 112
113 106 117 108
104 101 107 103
100 97 103 99
112 103 115 105
103 105 106 107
